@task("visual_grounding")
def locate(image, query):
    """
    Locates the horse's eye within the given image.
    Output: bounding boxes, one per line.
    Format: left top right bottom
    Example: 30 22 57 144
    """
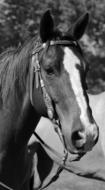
46 67 54 75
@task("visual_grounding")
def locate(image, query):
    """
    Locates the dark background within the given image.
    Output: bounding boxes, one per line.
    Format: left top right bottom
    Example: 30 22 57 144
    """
0 0 105 93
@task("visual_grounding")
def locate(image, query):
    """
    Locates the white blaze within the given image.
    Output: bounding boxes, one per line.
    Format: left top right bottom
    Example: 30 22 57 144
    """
63 47 90 126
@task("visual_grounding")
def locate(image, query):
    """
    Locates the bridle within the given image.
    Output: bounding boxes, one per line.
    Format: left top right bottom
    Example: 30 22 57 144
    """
0 40 83 190
30 39 78 119
29 40 70 181
30 39 79 157
30 40 84 189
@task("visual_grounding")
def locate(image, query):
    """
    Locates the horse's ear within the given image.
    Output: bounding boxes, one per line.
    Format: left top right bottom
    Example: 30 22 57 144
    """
40 10 54 43
70 12 89 40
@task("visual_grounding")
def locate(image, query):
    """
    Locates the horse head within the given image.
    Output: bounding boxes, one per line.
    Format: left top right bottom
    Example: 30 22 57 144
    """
30 10 99 156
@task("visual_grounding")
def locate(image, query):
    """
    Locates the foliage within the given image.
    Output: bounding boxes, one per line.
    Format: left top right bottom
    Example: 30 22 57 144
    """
0 0 105 93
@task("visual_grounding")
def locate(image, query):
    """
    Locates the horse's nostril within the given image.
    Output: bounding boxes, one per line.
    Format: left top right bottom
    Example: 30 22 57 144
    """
71 131 86 149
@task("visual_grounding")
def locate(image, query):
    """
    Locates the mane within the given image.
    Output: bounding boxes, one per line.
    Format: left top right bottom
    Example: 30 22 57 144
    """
0 36 40 105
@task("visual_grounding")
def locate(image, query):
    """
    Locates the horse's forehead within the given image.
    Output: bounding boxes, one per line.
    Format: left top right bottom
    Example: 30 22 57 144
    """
44 45 80 70
63 47 80 72
63 47 82 90
49 45 64 58
43 45 64 67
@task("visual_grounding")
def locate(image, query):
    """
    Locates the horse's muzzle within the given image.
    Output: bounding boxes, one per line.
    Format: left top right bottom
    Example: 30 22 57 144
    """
71 123 99 153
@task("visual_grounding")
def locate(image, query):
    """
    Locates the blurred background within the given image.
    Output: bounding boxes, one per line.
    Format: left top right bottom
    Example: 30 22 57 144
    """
0 0 105 93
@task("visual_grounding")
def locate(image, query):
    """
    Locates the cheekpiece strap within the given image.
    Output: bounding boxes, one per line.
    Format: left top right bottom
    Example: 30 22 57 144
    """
31 43 54 119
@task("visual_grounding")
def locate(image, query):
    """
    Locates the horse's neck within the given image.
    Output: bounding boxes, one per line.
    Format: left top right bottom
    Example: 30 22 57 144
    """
0 88 40 149
15 92 40 145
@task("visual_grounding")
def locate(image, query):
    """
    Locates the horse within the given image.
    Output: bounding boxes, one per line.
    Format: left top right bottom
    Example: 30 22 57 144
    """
28 91 105 189
0 10 99 190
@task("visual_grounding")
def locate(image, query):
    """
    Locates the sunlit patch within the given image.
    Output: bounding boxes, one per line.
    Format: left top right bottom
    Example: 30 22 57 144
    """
63 47 90 126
